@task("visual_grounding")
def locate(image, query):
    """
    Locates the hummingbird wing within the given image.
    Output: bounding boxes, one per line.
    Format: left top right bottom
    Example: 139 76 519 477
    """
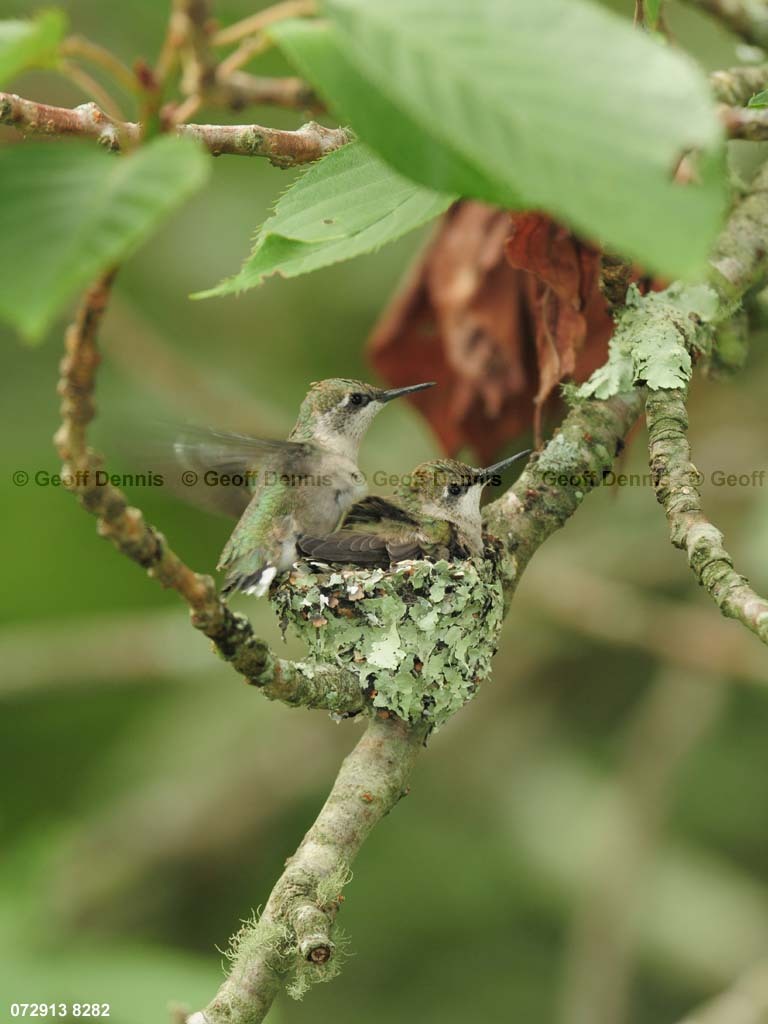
170 425 313 519
301 495 424 565
298 531 423 566
341 496 420 528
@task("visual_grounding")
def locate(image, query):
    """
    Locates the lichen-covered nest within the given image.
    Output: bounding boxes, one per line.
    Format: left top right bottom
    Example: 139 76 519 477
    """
272 551 505 729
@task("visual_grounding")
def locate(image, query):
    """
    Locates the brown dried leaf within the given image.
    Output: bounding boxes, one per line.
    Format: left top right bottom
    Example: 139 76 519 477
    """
368 202 633 460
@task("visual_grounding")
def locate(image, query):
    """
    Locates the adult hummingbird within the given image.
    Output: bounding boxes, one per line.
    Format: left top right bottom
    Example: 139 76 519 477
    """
172 378 435 596
297 451 530 566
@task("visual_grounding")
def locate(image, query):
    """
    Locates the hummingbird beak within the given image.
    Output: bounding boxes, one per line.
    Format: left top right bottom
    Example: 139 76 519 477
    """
378 381 436 403
473 449 532 485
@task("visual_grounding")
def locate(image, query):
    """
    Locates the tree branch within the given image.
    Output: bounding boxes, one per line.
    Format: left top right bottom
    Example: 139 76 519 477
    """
187 713 426 1024
53 270 362 714
212 72 320 112
0 91 351 165
483 391 645 602
711 63 768 104
174 0 216 99
646 388 768 644
719 102 768 140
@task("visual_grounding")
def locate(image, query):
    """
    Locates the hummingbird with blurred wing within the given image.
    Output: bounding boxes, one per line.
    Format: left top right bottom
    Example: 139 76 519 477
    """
297 451 530 567
172 378 435 597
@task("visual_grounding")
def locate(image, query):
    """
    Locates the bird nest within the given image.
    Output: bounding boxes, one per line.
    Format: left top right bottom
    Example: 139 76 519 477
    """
272 548 505 729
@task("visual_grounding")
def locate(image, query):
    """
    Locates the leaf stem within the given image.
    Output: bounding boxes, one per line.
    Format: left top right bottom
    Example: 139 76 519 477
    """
212 0 316 47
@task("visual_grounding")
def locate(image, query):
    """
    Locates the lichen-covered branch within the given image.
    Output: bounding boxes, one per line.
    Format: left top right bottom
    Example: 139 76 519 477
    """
54 271 362 713
684 0 768 48
720 103 768 141
483 391 644 601
638 160 768 645
711 64 768 104
0 91 351 165
646 388 768 644
709 160 768 304
187 713 426 1024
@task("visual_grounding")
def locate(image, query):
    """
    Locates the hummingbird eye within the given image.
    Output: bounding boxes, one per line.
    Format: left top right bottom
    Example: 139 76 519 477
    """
448 483 463 497
348 392 370 407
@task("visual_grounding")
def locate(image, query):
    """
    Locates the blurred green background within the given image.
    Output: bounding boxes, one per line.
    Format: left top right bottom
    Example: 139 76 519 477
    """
2 2 768 1022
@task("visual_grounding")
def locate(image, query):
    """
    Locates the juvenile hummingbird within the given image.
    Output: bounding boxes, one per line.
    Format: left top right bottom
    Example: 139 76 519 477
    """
297 451 530 566
172 378 435 596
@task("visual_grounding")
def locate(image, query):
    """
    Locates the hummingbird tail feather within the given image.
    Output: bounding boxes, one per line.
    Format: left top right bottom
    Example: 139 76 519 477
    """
221 565 277 598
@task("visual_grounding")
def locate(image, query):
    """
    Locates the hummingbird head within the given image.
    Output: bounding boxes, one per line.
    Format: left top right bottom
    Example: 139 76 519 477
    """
290 378 435 456
399 450 531 553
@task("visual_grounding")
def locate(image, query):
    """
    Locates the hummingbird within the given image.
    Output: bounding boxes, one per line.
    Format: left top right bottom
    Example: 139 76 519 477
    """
172 378 435 596
297 451 530 567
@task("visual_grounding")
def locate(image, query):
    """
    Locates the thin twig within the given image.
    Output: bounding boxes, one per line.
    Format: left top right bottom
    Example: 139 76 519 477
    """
213 0 316 47
53 271 363 714
0 91 351 164
217 34 270 78
176 0 216 98
214 72 320 111
58 60 127 124
61 35 138 94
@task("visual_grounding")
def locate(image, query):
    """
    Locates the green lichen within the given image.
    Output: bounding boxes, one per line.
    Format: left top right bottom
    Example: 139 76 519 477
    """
578 282 718 399
221 900 348 1008
272 552 505 729
285 929 349 1001
316 862 353 907
223 912 288 972
535 434 586 476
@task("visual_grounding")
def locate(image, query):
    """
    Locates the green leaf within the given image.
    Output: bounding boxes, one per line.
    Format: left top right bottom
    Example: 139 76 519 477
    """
747 89 768 108
273 20 491 203
275 0 726 279
0 137 210 342
0 10 67 86
196 141 453 298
